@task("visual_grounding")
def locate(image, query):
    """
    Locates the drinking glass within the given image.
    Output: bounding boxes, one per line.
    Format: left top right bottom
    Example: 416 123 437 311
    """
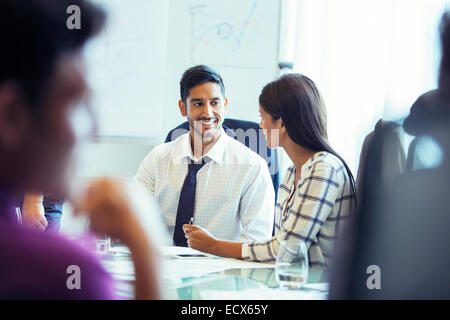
275 240 309 289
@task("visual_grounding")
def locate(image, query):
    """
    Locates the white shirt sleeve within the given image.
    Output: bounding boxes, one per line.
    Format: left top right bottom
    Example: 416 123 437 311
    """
237 158 275 242
134 148 158 194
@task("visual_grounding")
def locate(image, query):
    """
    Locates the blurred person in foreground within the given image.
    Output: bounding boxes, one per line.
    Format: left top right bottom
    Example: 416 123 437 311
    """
0 0 160 299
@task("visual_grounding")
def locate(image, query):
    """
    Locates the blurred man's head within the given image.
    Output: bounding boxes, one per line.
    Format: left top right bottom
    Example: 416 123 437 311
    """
0 0 104 197
439 11 450 93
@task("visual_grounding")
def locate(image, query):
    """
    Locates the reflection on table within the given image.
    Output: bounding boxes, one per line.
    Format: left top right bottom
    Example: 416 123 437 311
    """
101 247 329 300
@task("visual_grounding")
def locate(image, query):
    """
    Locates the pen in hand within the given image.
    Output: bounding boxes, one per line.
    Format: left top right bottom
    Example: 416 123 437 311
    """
185 217 194 234
182 217 196 242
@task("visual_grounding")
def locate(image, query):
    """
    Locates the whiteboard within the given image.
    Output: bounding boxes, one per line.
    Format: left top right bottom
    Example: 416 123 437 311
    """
163 0 281 138
84 0 280 138
84 0 170 137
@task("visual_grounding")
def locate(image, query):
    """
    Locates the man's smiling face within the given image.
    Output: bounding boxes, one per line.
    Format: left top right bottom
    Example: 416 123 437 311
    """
179 81 228 143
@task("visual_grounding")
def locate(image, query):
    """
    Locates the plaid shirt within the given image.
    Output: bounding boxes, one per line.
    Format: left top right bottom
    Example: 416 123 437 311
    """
242 152 356 269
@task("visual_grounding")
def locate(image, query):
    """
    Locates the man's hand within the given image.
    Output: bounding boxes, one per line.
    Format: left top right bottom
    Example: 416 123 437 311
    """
22 193 47 231
182 224 218 254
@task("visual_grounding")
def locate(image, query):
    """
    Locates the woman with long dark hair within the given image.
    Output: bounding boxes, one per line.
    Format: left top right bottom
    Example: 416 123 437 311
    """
183 74 356 269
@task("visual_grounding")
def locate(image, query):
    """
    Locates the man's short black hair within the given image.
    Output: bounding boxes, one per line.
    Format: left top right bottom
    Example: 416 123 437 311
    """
179 65 225 102
0 0 105 111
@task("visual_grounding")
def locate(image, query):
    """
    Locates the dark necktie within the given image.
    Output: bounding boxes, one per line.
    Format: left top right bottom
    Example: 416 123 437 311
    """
173 161 206 246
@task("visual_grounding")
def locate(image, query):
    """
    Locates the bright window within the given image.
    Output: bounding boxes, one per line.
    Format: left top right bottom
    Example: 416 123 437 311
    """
280 0 449 174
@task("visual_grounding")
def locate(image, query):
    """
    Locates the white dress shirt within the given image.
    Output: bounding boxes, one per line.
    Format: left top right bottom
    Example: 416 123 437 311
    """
135 130 274 242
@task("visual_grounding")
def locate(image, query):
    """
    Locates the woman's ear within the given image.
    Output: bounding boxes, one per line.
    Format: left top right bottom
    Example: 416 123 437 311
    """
278 118 287 135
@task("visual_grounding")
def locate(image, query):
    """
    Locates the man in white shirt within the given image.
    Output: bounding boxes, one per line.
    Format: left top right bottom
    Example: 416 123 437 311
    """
135 65 274 245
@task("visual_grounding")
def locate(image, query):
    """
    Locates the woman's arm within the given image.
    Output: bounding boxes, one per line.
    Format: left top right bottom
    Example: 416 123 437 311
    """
74 178 161 299
182 224 243 259
125 229 161 300
184 161 345 263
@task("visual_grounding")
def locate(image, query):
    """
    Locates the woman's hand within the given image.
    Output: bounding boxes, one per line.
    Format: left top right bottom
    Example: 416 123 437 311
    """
182 224 218 255
72 178 146 248
72 178 161 299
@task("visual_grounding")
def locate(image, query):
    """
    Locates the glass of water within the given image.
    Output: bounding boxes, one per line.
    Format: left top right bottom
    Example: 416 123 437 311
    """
275 240 309 289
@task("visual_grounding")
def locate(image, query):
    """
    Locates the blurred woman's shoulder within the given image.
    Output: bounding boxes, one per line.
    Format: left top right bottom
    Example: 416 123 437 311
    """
0 221 115 299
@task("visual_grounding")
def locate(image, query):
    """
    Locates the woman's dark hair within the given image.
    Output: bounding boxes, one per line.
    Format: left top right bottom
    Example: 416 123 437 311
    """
259 73 356 195
180 65 225 102
439 11 450 92
0 0 105 111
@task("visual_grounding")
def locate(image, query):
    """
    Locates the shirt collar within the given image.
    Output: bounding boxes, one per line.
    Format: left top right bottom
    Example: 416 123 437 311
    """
287 152 327 181
177 128 227 164
301 152 320 172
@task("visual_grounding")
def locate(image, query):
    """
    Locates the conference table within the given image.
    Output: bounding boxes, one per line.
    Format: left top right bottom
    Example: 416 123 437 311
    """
101 246 329 300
